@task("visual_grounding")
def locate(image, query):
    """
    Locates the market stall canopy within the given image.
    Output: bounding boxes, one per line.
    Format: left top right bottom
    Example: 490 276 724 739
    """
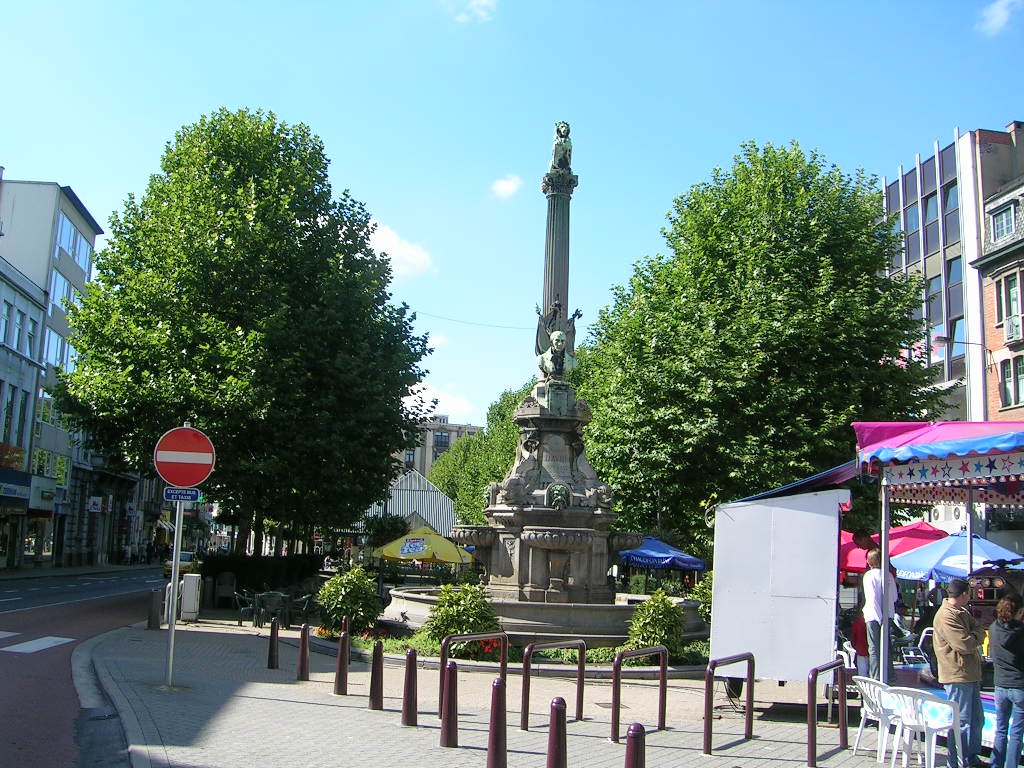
839 521 948 573
619 537 706 571
853 421 1024 505
372 525 472 565
889 531 1024 582
734 422 1024 504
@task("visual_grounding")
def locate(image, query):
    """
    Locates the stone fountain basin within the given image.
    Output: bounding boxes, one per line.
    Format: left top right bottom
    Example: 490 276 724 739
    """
380 586 707 648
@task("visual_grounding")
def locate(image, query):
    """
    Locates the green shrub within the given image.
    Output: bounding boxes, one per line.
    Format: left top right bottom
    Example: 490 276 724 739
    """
423 583 499 658
626 589 684 659
316 565 381 636
659 579 685 597
628 574 649 594
676 639 711 666
689 571 713 624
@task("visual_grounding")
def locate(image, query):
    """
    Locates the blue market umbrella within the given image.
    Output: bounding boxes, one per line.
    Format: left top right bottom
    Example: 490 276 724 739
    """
619 537 706 570
889 531 1024 582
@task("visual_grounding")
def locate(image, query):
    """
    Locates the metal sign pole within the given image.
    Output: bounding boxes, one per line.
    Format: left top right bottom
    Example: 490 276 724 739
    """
165 498 184 687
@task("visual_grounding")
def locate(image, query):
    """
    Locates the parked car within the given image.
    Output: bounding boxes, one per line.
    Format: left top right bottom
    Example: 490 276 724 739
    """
163 551 199 579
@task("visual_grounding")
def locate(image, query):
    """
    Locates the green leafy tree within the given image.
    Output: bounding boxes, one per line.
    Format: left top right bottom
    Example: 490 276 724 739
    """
362 515 409 548
56 108 431 541
428 379 533 523
579 142 947 554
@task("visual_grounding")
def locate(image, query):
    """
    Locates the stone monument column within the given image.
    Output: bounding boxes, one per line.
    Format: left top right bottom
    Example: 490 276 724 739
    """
540 121 579 335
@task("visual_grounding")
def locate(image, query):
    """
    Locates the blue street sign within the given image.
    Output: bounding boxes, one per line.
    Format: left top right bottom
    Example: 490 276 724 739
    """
164 487 200 502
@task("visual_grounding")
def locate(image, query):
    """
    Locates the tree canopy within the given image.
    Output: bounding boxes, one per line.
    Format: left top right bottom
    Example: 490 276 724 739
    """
57 108 432 536
577 142 946 555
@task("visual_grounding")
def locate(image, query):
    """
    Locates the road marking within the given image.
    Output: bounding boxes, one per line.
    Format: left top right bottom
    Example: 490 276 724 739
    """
0 631 18 640
0 597 22 603
0 636 74 653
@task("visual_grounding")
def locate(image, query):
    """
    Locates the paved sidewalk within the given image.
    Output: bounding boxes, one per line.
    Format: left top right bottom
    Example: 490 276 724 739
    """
87 616 917 768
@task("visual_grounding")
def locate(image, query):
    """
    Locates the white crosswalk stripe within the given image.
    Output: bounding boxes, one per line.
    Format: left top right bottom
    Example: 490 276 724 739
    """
0 636 74 653
0 631 18 640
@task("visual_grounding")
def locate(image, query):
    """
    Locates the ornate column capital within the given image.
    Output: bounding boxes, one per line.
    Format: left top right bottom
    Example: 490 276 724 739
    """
541 170 579 196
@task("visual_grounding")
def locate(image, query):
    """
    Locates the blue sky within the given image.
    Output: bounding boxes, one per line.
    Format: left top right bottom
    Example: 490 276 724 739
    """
4 1 1023 426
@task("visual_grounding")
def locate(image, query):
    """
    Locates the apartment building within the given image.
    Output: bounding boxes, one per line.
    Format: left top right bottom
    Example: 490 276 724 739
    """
401 414 481 477
0 169 133 568
883 120 1024 421
883 121 1024 543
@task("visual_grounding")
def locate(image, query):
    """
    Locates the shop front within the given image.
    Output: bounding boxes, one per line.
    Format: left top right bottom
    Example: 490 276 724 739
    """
0 468 33 570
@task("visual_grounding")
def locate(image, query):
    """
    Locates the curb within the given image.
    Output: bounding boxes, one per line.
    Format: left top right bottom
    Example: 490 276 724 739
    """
88 625 161 768
305 634 707 679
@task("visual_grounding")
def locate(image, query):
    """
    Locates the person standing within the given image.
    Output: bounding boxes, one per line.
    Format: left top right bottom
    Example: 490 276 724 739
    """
990 594 1024 768
933 577 986 768
862 547 897 682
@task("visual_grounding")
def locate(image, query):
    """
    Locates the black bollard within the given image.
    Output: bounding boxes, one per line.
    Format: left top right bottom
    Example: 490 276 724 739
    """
486 677 507 768
296 623 310 681
440 660 458 747
624 723 646 768
333 631 349 695
267 618 279 669
401 648 418 726
546 697 567 768
368 640 383 710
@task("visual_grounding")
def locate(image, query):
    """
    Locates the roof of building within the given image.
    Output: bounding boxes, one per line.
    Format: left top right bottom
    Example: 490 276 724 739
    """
360 470 457 537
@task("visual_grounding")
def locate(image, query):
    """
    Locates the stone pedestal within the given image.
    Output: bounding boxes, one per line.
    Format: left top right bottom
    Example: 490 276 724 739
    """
453 378 641 605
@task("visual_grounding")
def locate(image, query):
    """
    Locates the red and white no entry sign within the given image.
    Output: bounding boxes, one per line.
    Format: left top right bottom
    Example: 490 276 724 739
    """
153 426 215 487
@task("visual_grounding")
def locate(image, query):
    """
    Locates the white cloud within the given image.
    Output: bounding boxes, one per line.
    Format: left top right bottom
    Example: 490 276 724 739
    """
491 174 522 199
406 383 479 424
428 333 449 349
369 221 435 278
454 0 496 23
977 0 1023 35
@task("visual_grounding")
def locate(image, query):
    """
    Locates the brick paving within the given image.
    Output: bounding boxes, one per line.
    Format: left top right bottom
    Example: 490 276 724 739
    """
87 616 928 768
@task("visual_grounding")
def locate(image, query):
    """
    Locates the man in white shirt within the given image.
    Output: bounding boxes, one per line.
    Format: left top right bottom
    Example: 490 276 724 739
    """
862 547 897 682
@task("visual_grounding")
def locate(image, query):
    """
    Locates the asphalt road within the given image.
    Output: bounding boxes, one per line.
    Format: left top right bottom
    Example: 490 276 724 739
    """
0 571 158 767
0 569 165 614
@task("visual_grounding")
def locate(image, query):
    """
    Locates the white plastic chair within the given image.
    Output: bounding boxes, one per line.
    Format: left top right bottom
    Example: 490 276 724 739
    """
885 686 962 768
852 675 901 763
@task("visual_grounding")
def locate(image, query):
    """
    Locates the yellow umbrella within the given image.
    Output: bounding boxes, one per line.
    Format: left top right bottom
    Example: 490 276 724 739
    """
372 525 473 565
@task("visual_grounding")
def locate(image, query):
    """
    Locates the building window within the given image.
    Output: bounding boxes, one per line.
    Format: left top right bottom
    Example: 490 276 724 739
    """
44 329 64 367
905 203 920 233
923 194 938 224
13 311 24 353
24 319 37 358
1002 360 1014 406
1017 357 1024 405
930 322 946 365
53 212 93 272
943 182 958 212
404 449 415 468
2 386 16 444
434 432 450 449
994 206 1016 241
0 302 10 346
1000 358 1024 407
1006 274 1024 342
